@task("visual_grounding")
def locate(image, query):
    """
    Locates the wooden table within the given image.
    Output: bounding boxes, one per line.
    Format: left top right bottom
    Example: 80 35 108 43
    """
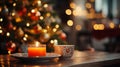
0 50 120 67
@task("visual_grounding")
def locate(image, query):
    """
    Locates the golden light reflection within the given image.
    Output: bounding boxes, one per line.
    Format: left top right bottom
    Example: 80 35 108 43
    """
6 32 10 37
0 26 1 29
0 30 3 33
13 26 16 30
53 28 57 32
93 24 105 30
55 24 59 28
70 2 76 9
12 12 15 16
23 37 27 41
75 25 82 31
65 9 72 15
67 20 73 26
85 3 92 9
26 23 30 27
109 23 115 29
40 16 44 20
44 4 48 8
0 18 3 22
46 13 51 17
13 3 16 7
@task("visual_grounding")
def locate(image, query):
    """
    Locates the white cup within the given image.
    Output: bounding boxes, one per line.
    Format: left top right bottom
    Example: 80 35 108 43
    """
54 45 74 58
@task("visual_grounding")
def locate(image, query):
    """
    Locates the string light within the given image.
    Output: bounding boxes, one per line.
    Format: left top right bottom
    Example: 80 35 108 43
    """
15 17 22 22
75 25 82 31
46 13 51 17
40 16 43 19
13 3 16 7
26 23 30 27
0 18 3 22
53 28 57 32
93 24 105 30
0 30 3 33
6 32 10 37
85 3 92 9
67 20 73 26
109 23 115 29
44 4 48 8
37 0 41 5
65 9 72 15
55 24 59 28
11 12 15 16
23 37 27 41
25 34 28 38
13 26 16 30
31 9 35 13
70 2 76 9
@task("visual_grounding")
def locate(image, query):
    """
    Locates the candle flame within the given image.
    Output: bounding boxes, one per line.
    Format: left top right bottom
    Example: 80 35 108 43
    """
35 41 40 47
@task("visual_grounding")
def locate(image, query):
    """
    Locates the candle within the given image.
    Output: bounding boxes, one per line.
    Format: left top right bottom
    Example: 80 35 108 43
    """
28 42 46 57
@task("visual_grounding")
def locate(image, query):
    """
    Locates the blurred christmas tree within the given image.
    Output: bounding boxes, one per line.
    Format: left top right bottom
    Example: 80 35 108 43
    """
0 0 67 53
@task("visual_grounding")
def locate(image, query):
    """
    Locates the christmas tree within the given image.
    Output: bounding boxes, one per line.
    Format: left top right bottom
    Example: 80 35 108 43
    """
0 0 67 54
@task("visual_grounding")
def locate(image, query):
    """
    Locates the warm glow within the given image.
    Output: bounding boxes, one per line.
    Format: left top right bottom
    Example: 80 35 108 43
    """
31 9 35 13
25 34 28 37
23 37 27 41
16 17 22 22
13 26 16 30
85 3 92 9
53 28 57 32
37 1 41 5
46 13 51 17
0 7 2 12
6 32 10 36
93 24 105 30
40 16 44 20
65 9 72 15
0 30 3 33
0 26 1 29
26 23 30 27
55 24 59 28
70 2 76 9
12 12 15 16
54 39 58 45
28 13 31 16
43 29 47 33
44 4 48 8
67 20 73 26
0 18 3 22
13 3 16 7
50 40 54 44
109 23 115 29
75 25 82 31
73 7 82 16
35 41 40 47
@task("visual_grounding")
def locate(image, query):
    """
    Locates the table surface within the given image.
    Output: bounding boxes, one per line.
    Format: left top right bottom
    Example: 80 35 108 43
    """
1 50 120 67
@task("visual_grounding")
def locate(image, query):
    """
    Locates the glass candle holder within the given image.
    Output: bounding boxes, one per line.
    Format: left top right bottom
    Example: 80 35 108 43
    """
28 44 46 57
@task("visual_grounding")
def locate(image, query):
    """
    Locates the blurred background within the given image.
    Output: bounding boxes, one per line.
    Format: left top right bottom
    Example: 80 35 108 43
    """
0 0 120 54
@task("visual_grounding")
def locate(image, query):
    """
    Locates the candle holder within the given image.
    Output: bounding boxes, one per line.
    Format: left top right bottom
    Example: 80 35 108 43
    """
28 43 46 57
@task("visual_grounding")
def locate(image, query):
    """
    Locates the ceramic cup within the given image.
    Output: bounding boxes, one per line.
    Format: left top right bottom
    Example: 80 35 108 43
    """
54 45 74 58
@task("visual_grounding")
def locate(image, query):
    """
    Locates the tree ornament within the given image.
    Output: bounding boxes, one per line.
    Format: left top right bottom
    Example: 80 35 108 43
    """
33 24 42 34
7 22 13 30
15 27 24 38
6 41 16 54
39 32 50 43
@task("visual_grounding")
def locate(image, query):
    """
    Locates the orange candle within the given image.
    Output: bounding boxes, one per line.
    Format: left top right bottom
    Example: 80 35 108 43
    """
28 43 46 57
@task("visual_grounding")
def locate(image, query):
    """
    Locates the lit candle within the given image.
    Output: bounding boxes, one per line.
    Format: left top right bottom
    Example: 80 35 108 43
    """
28 42 46 57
